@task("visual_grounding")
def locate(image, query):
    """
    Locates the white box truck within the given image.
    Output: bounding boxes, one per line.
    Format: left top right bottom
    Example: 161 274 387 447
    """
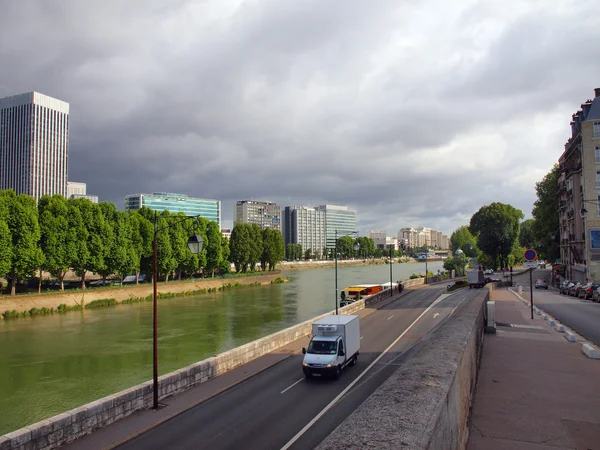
302 315 360 380
467 270 486 289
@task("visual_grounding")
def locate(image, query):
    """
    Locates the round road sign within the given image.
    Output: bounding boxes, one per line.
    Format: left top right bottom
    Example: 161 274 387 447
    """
524 249 537 261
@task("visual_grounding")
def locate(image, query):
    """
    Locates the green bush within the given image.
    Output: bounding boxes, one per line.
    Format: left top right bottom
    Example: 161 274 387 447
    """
85 298 117 309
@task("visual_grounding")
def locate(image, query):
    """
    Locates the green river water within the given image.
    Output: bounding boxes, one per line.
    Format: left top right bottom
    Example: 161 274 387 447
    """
0 262 444 434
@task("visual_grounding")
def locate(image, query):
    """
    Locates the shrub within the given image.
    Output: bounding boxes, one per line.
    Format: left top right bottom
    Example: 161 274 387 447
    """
85 298 117 309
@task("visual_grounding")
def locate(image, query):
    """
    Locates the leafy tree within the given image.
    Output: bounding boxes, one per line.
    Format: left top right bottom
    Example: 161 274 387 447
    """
519 219 536 249
166 212 190 281
67 198 90 289
286 243 294 261
97 202 117 283
248 224 263 272
357 236 375 258
39 194 76 291
470 202 524 270
532 164 560 262
304 248 312 261
443 253 468 276
206 220 223 277
450 226 478 257
72 199 106 289
156 214 176 281
230 223 251 272
336 236 356 259
110 211 135 284
129 211 153 283
0 191 43 295
219 236 231 274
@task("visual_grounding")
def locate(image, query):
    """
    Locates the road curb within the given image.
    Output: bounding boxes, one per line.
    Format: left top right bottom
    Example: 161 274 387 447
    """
565 331 577 342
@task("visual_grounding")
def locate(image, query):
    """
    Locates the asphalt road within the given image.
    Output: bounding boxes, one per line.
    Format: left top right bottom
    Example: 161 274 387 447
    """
116 285 480 450
513 268 600 346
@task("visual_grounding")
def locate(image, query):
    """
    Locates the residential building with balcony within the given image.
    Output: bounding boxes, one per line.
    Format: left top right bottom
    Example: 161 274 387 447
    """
234 200 281 230
558 88 600 283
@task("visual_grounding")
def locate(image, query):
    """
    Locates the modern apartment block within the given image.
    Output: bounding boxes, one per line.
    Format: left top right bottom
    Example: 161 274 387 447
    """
317 205 357 249
558 88 600 283
398 227 449 250
367 230 386 240
282 206 327 257
367 230 398 250
124 192 221 227
234 200 281 230
66 181 98 203
0 91 69 199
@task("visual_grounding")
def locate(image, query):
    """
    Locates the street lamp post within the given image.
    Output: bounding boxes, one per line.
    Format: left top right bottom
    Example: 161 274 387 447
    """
389 246 393 297
425 248 428 284
152 211 204 410
335 230 359 315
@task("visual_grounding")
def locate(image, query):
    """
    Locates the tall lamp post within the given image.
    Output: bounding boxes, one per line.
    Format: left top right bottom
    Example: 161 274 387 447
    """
389 246 393 297
152 211 204 410
425 247 429 284
335 230 359 315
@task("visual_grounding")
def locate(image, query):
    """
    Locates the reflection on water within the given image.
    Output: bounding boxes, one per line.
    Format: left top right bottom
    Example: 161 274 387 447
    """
0 261 443 433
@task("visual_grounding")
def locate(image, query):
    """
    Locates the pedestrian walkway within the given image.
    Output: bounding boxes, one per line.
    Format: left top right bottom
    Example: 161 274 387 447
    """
468 288 600 450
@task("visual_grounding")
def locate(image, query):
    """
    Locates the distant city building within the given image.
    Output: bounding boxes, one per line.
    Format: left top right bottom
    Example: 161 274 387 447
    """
282 206 327 257
398 227 449 250
0 91 69 200
124 192 221 227
234 200 281 230
367 230 387 240
558 87 600 283
317 205 357 249
221 228 232 240
67 181 98 203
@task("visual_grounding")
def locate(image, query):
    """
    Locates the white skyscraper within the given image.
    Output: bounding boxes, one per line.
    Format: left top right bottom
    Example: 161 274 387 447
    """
0 92 69 199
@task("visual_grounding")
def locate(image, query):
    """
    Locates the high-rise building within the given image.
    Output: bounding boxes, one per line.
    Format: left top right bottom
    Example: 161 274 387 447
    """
317 205 357 249
124 192 221 227
234 200 281 230
0 91 69 199
558 88 600 283
283 206 327 257
66 181 98 203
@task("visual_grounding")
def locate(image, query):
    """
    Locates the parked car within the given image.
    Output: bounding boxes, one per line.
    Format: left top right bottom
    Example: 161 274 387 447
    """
559 281 570 294
484 269 494 275
569 282 582 296
535 279 549 289
579 283 599 300
592 286 600 302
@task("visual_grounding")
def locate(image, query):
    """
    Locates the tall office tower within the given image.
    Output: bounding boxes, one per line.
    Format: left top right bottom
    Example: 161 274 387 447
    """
317 204 357 249
282 205 327 257
0 92 69 199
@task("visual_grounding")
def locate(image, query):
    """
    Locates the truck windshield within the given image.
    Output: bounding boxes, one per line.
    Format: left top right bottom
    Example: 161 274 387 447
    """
307 340 337 355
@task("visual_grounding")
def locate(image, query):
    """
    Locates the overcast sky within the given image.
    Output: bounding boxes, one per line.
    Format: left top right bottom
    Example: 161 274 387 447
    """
1 0 599 236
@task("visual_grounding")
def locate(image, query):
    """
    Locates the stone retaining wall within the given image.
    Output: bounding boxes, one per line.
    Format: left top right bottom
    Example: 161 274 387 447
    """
0 278 393 450
317 289 488 450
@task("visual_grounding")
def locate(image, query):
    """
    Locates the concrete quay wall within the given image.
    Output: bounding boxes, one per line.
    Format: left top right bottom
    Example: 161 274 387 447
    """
318 288 488 450
0 277 439 449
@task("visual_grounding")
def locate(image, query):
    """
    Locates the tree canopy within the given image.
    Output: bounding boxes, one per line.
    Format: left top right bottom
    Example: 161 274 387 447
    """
470 202 524 269
450 226 478 257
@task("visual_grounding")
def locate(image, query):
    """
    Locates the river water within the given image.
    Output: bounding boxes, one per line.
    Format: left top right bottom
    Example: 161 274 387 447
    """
0 261 443 434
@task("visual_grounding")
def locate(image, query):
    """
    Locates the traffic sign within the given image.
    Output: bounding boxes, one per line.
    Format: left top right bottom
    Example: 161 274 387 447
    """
524 249 537 261
524 261 538 269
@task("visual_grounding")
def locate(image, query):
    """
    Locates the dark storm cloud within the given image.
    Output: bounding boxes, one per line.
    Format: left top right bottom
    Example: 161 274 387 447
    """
1 0 599 235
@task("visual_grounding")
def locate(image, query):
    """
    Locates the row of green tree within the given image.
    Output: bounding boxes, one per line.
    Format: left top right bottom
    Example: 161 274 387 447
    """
446 166 559 272
229 223 284 272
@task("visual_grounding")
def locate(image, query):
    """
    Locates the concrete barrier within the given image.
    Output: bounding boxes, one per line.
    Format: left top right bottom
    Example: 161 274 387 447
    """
317 290 488 449
582 343 600 359
565 331 577 342
555 324 565 333
0 277 423 449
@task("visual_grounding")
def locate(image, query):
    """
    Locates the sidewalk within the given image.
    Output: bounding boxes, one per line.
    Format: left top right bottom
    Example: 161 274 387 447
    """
468 288 600 450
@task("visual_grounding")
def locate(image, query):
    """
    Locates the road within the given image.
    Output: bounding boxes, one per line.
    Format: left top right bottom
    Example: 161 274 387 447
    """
513 268 600 347
115 285 480 450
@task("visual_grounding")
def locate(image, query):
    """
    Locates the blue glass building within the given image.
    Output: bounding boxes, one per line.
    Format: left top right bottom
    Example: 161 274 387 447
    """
124 192 221 227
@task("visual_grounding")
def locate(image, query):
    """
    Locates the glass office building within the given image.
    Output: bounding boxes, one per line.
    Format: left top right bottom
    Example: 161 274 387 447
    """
317 205 357 249
124 192 221 227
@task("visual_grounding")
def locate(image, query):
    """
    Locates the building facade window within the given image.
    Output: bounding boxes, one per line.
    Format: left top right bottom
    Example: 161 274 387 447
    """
596 171 600 189
596 147 600 163
594 121 600 138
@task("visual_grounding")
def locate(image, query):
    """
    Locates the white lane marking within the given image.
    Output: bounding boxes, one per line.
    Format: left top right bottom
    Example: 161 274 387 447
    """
360 336 364 340
387 315 394 320
433 313 440 319
280 378 304 394
408 301 413 305
280 293 449 450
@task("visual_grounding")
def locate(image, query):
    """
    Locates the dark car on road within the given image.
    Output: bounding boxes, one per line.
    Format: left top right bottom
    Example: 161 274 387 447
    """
535 279 549 289
579 283 599 299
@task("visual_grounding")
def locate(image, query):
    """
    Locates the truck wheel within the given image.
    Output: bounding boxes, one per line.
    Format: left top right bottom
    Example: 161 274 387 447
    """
349 355 357 366
333 366 341 380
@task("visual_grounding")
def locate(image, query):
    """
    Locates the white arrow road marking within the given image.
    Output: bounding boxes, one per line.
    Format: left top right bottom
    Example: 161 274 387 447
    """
280 378 304 394
433 313 440 318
